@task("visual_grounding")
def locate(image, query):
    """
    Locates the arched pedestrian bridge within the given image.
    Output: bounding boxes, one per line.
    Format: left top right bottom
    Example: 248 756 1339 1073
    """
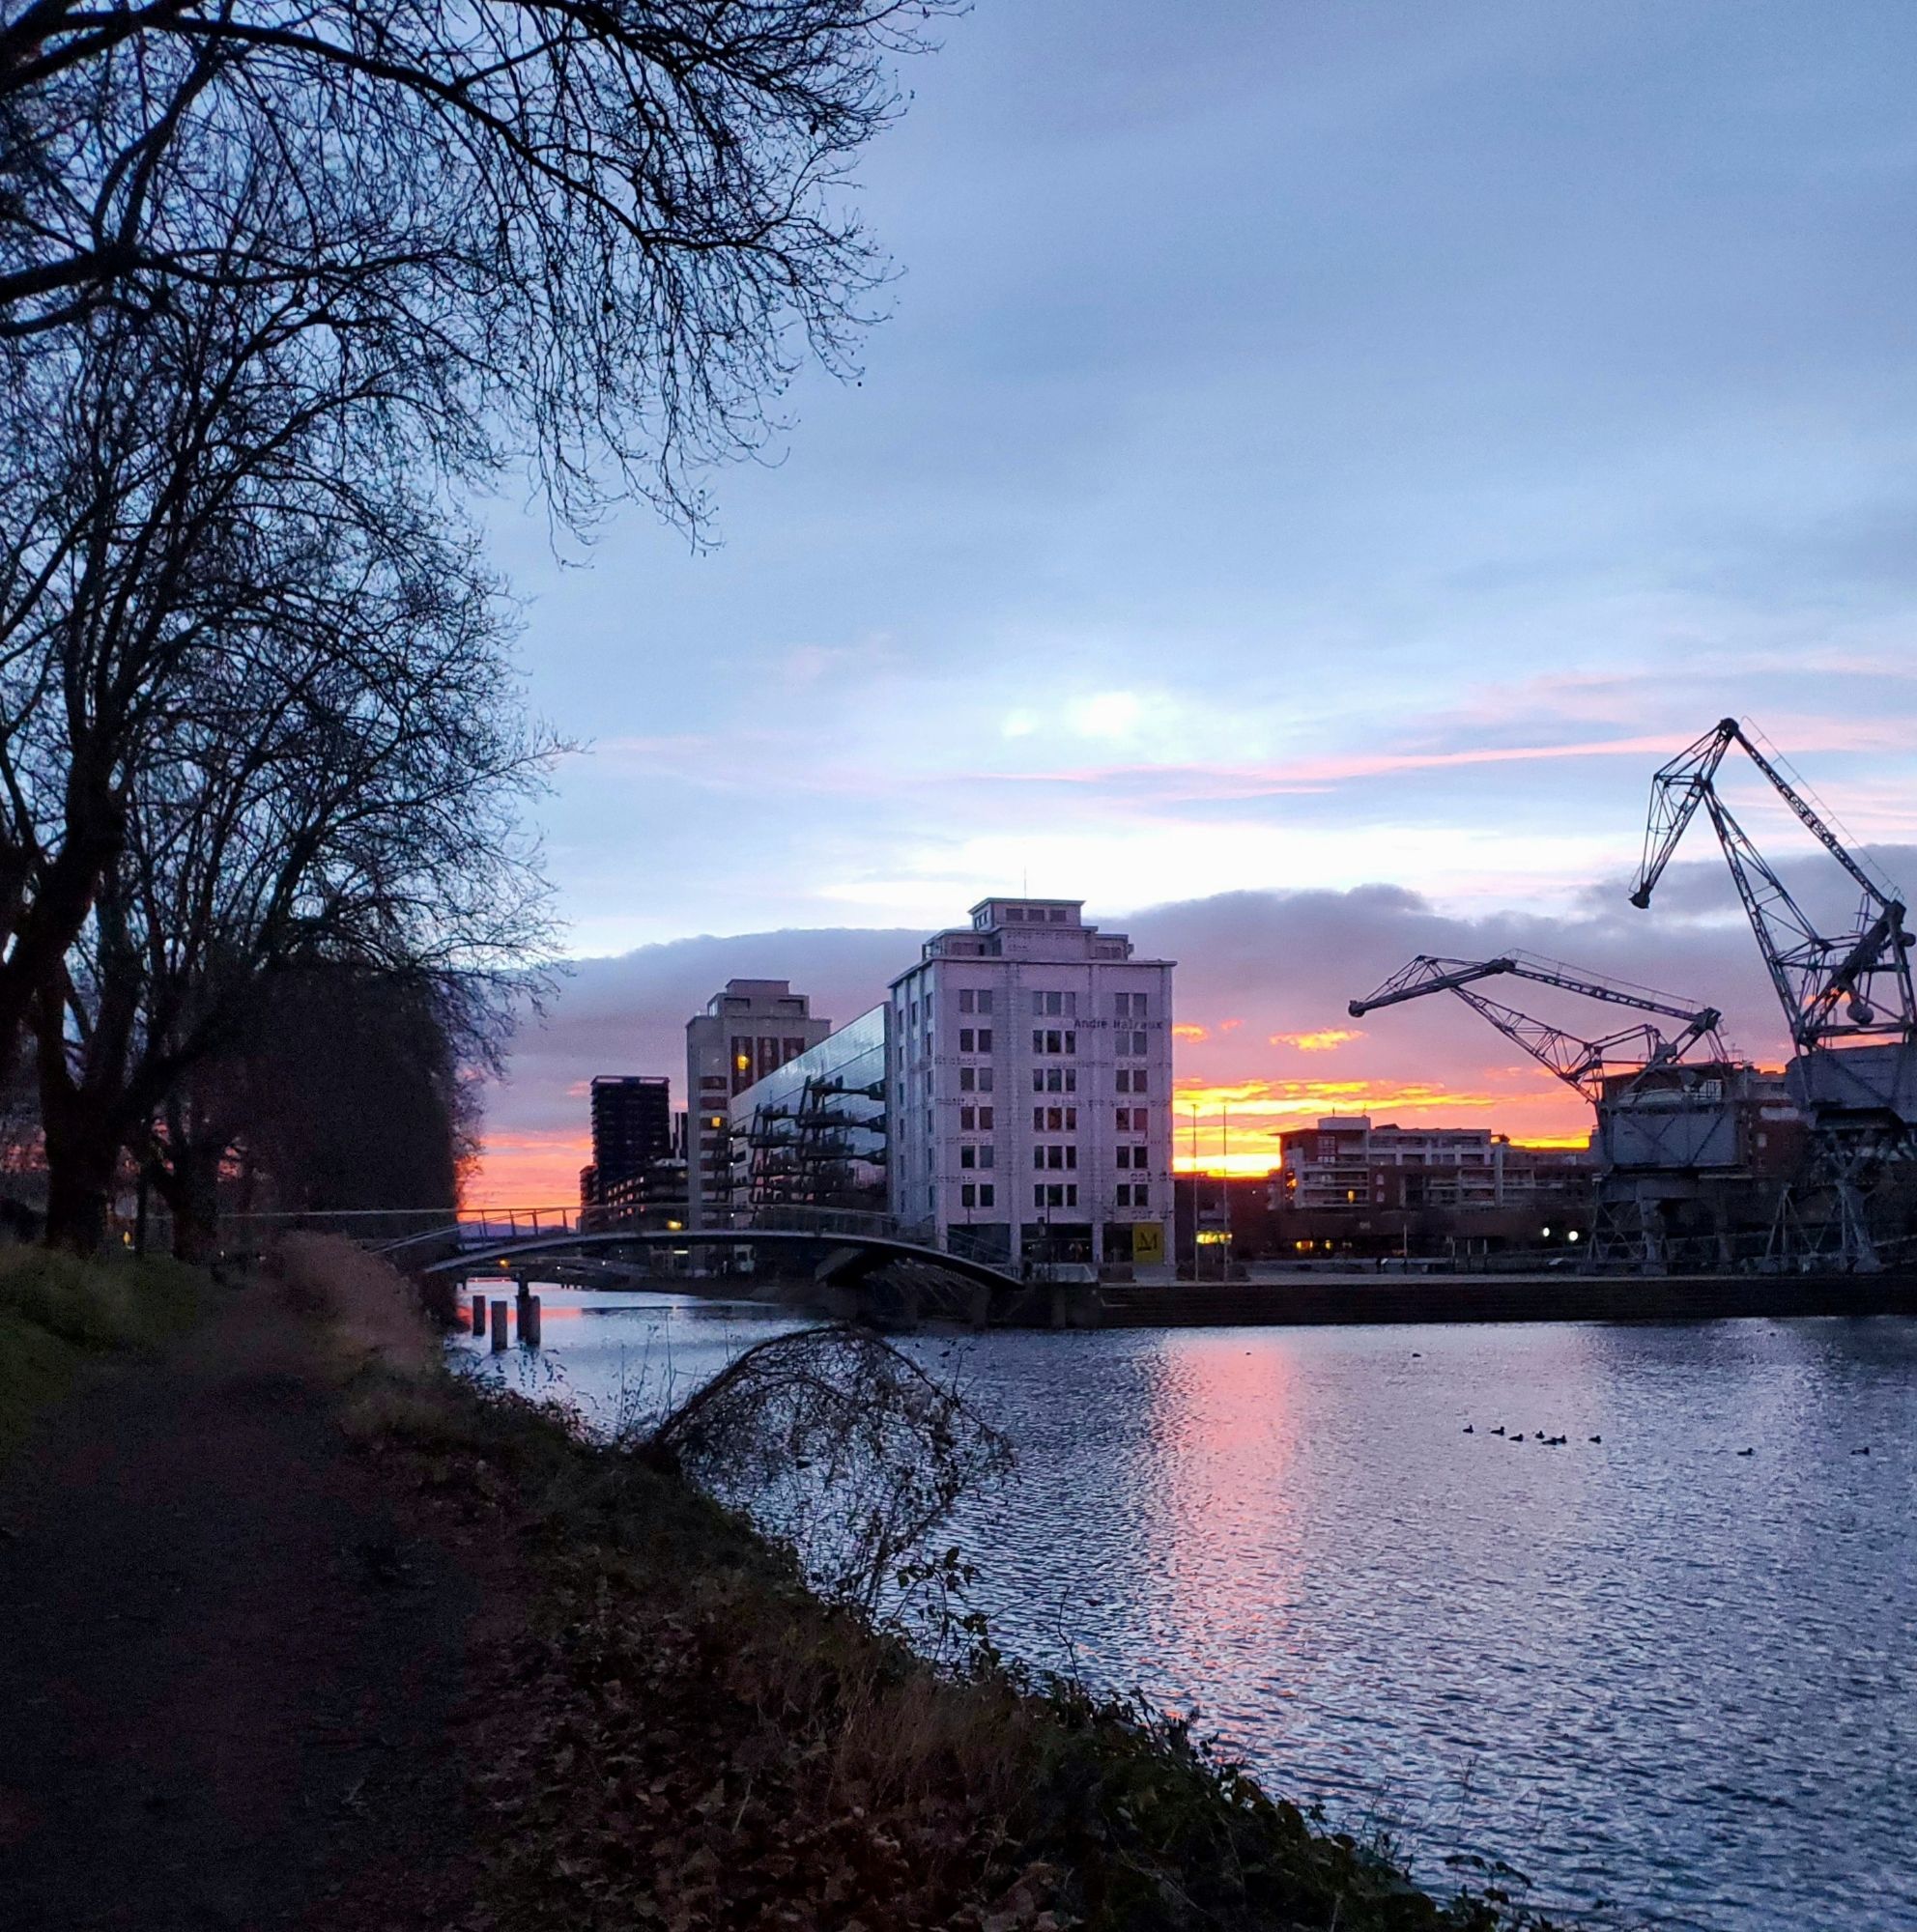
409 1225 1044 1328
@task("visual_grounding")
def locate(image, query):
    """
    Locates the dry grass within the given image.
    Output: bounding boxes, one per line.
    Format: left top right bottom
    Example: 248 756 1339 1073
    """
272 1232 441 1378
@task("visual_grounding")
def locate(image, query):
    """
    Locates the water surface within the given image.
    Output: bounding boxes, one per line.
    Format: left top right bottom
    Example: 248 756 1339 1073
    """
456 1294 1916 1931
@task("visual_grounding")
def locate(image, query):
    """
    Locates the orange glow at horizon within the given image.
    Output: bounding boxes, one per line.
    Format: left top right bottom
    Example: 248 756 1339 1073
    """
468 1131 591 1208
1166 1072 1593 1172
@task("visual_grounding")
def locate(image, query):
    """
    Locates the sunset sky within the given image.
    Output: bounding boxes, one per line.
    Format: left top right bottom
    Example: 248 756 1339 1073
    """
472 1 1917 1202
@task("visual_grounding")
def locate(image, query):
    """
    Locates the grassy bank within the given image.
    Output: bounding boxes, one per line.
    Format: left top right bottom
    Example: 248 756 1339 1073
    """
0 1247 203 1462
288 1239 1565 1932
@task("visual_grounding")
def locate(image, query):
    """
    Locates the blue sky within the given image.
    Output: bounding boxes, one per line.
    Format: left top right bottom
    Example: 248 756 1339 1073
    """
476 3 1917 1192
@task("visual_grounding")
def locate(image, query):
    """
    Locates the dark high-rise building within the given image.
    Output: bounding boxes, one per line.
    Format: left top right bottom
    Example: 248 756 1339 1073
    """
588 1075 672 1198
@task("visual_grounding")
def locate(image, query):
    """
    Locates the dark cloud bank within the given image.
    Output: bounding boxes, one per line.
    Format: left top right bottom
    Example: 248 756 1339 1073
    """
483 849 1917 1151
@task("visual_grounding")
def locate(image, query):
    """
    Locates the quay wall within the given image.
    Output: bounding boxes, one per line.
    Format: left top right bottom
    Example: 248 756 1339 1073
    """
1092 1271 1917 1328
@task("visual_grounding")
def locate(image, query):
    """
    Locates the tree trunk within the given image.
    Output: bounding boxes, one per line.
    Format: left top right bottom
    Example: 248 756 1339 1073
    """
153 1143 222 1264
41 1119 119 1252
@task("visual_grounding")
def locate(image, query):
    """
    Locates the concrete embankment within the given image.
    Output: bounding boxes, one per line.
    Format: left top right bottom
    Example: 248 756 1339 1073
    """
1095 1270 1917 1328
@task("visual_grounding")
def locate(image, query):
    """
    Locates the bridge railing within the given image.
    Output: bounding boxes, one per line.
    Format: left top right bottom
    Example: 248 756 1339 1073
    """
205 1204 587 1255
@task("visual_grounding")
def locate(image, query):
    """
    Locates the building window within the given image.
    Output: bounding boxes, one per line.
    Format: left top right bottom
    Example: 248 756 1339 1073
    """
979 990 993 1014
960 1146 977 1170
980 1144 995 1169
1032 1067 1077 1094
960 1182 977 1208
1122 1029 1148 1056
1030 990 1076 1018
959 989 975 1014
980 1184 994 1208
1116 1068 1149 1094
979 1106 994 1129
960 1106 976 1130
959 1066 976 1092
1031 1029 1077 1056
978 1067 993 1092
1114 991 1148 1019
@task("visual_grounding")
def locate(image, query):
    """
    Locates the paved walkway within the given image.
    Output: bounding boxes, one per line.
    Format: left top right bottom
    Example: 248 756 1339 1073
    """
0 1281 489 1930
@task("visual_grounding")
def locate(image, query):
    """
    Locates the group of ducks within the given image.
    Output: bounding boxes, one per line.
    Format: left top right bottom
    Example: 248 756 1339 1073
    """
1458 1426 1875 1459
1461 1424 1591 1446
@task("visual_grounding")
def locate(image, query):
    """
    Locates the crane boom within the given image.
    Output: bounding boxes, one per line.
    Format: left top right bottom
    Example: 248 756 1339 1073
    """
1350 952 1717 1027
1349 953 1725 1103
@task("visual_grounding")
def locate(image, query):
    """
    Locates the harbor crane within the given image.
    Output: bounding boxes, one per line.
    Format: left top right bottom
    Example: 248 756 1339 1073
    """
1628 718 1917 1269
1350 952 1743 1268
1349 952 1724 1100
1630 718 1916 1047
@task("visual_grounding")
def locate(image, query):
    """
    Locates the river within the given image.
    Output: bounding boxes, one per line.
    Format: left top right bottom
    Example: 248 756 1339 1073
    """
453 1292 1916 1931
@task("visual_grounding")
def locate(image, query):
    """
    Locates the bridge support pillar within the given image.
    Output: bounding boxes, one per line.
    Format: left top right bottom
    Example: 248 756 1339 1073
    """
521 1294 541 1348
490 1300 509 1352
471 1293 487 1339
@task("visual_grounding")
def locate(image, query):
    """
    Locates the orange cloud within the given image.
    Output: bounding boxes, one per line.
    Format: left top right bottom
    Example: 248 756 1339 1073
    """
1269 1028 1364 1052
1172 1022 1210 1041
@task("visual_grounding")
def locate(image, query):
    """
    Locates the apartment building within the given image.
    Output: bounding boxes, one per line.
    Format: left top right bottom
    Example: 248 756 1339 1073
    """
886 897 1174 1266
1280 1116 1591 1212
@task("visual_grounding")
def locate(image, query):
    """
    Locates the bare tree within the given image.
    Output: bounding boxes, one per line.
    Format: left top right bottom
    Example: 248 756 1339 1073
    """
33 522 554 1247
0 0 955 525
0 157 508 1068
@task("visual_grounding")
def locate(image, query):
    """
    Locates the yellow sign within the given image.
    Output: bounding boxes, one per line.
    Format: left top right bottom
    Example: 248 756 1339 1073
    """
1130 1221 1164 1264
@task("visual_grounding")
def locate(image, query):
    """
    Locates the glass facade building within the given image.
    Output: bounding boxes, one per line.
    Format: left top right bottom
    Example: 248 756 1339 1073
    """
728 1005 889 1230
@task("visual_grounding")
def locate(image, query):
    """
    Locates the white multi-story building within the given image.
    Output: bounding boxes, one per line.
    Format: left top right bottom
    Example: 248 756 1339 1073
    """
887 897 1174 1268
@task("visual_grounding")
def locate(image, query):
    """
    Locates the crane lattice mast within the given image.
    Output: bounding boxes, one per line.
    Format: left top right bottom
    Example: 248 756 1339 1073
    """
1628 718 1916 1048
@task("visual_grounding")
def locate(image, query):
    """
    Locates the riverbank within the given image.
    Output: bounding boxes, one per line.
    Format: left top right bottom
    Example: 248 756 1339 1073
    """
0 1240 1568 1930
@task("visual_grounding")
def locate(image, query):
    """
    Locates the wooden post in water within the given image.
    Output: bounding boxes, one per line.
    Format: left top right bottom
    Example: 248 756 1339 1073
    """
490 1299 509 1352
472 1293 487 1339
521 1294 541 1347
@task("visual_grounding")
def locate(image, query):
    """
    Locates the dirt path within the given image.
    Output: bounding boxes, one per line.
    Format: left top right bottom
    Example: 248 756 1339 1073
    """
0 1278 496 1931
